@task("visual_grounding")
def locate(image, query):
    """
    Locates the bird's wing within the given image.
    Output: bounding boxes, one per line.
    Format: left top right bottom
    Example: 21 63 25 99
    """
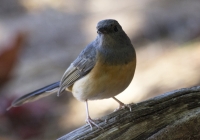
7 42 97 110
58 42 97 95
7 82 60 110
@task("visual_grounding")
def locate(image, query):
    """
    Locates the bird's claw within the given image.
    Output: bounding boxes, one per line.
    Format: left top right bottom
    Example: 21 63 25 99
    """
114 103 132 112
86 117 103 130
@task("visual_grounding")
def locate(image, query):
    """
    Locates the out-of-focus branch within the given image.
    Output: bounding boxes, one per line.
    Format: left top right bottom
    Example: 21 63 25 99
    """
0 32 25 87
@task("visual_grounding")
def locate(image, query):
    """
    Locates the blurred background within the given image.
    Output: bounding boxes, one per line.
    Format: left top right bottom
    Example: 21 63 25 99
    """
0 0 200 139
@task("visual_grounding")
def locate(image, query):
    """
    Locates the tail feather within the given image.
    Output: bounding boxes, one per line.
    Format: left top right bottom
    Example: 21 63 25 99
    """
7 81 60 110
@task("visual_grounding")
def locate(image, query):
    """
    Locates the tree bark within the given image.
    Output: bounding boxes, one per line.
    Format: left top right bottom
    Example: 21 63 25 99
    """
58 86 200 140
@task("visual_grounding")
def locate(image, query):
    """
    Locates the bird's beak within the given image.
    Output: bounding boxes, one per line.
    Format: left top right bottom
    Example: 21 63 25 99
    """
97 27 107 34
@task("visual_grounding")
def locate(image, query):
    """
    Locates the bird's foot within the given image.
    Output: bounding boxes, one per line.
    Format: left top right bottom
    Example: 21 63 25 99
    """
85 117 103 130
114 103 132 112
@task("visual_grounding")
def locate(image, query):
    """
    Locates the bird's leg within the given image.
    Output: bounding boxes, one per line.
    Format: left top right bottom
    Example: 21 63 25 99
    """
85 100 102 130
112 97 132 112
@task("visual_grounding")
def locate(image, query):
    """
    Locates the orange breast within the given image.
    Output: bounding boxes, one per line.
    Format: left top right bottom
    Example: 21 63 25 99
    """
71 58 136 101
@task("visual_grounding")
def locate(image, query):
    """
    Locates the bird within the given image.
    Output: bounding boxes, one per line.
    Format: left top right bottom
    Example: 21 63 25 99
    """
7 19 136 129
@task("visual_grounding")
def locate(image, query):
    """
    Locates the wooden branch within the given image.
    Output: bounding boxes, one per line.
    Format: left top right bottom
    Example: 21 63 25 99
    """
58 86 200 140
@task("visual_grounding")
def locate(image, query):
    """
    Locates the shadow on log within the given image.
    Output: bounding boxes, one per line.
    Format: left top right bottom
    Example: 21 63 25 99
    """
58 86 200 140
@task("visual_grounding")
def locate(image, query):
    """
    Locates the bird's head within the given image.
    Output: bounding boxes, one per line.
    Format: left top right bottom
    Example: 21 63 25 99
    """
96 19 123 34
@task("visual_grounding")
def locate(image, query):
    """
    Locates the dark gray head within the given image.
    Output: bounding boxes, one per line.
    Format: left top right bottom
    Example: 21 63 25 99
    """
96 19 123 34
95 19 131 47
95 19 135 65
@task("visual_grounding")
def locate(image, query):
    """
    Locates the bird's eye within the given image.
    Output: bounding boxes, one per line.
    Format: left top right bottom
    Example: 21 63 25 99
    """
114 26 118 32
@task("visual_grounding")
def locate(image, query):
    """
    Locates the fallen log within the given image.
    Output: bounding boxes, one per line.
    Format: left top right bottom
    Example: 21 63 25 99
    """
58 86 200 140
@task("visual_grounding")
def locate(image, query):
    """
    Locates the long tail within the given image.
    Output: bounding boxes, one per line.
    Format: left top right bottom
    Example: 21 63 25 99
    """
7 81 60 110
